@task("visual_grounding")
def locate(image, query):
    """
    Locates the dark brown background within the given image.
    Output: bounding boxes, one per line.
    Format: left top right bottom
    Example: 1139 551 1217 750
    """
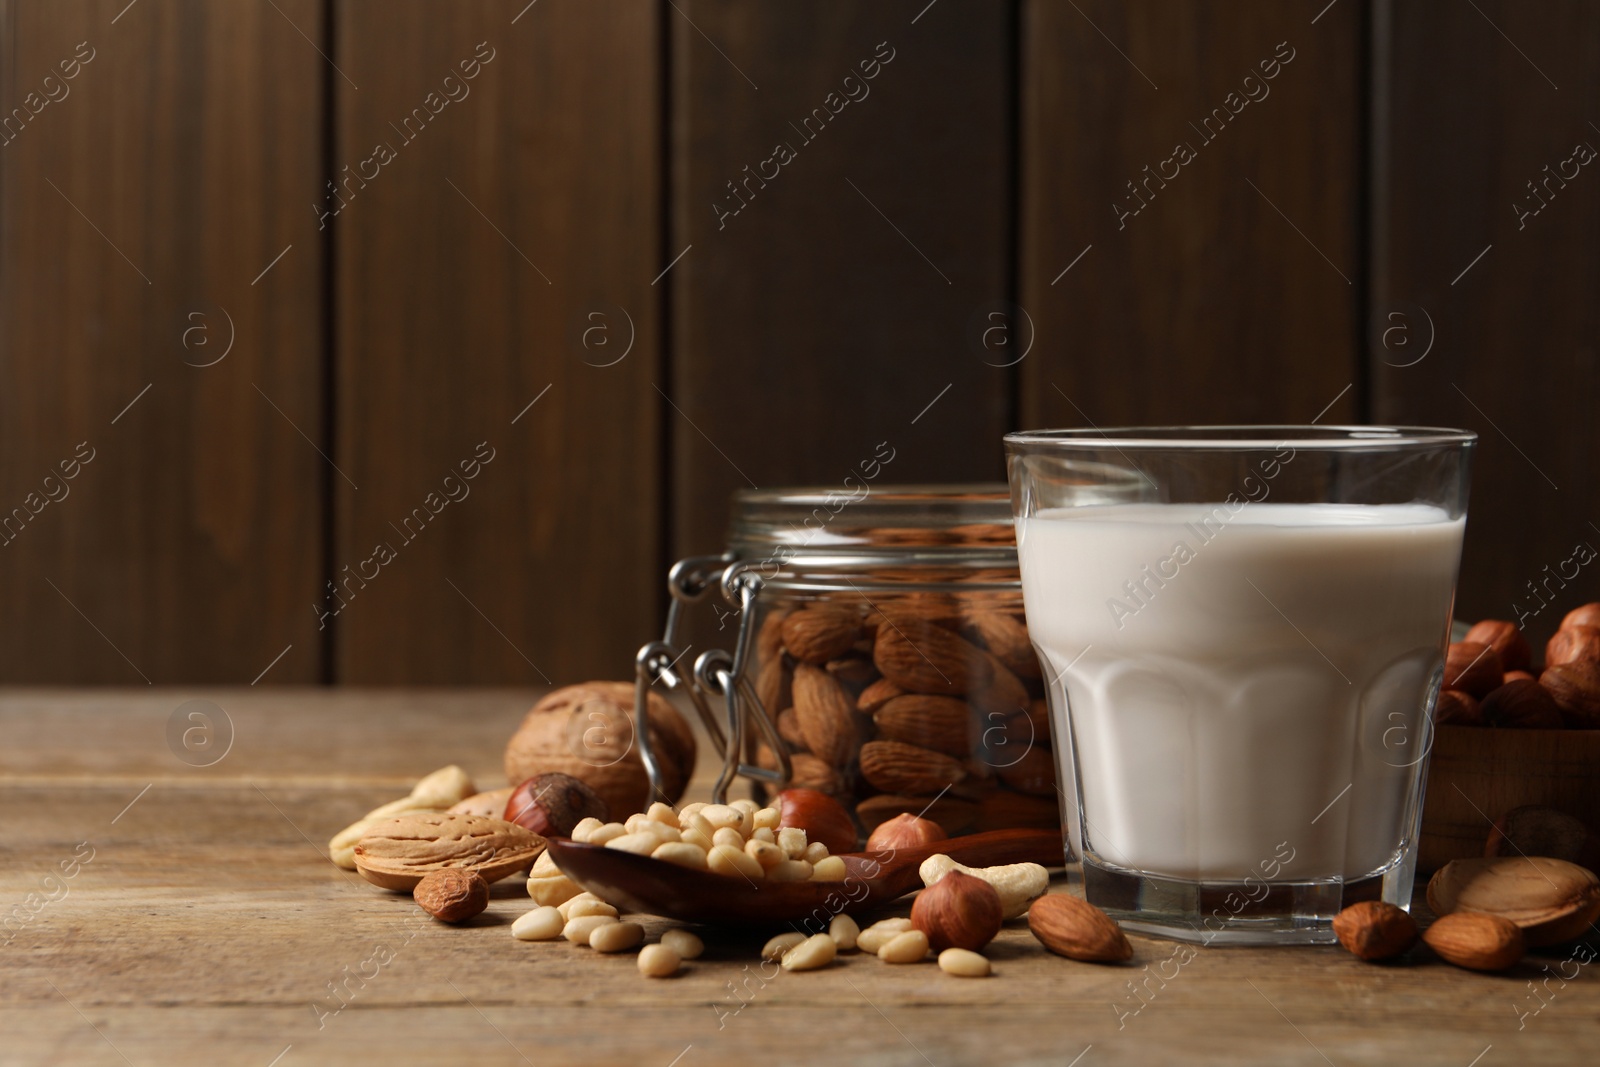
0 0 1594 685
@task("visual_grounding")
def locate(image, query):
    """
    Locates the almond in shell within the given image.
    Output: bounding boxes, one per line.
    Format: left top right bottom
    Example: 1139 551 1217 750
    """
1427 856 1600 947
354 812 545 891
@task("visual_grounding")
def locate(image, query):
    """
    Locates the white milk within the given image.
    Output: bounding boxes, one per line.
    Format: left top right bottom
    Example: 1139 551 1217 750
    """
1017 502 1464 882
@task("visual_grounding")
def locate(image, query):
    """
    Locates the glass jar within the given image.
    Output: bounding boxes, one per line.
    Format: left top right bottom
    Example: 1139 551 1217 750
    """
725 484 1059 840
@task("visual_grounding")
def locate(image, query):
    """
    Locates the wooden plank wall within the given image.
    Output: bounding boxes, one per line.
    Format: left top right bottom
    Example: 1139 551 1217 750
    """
0 0 1594 683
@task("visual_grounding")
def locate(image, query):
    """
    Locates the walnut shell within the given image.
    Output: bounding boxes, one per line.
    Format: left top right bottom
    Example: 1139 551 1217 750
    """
354 812 544 890
503 682 696 813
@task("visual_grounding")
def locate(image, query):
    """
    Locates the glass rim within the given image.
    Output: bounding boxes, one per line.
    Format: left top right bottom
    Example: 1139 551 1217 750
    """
1004 425 1477 449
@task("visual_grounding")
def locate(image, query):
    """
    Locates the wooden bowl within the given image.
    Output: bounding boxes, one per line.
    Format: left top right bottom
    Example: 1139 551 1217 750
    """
1419 725 1600 872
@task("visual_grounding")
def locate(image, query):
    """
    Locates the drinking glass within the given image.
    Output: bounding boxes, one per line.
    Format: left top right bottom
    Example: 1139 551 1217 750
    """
1005 426 1475 944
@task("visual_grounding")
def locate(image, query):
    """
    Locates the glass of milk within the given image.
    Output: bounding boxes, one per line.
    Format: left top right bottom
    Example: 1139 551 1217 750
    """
1005 427 1475 944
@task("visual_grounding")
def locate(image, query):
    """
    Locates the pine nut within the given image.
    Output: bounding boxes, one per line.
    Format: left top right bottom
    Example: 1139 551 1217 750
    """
646 802 680 827
678 802 706 821
701 804 744 831
730 798 760 816
661 929 705 960
571 817 605 843
564 914 619 946
565 898 618 920
751 826 777 844
829 914 860 951
746 839 786 869
878 929 930 964
527 873 580 908
712 826 746 850
630 820 680 843
804 841 831 865
708 844 765 880
590 921 646 953
778 827 809 859
762 932 807 960
587 822 629 846
652 841 709 869
856 918 914 954
558 892 605 919
511 906 565 941
605 832 662 856
680 828 715 852
638 944 681 977
767 859 814 882
781 933 838 972
753 806 781 831
682 812 713 839
938 948 990 977
810 856 847 881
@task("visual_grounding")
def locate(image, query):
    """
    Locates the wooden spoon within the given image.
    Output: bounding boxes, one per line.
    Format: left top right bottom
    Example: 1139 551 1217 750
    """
545 828 1064 925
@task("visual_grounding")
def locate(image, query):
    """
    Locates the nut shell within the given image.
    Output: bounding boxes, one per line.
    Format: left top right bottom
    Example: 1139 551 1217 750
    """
413 868 489 923
354 812 545 890
1427 856 1600 947
1433 689 1485 726
866 812 947 853
504 772 610 837
1331 901 1417 961
503 682 696 812
1028 894 1131 962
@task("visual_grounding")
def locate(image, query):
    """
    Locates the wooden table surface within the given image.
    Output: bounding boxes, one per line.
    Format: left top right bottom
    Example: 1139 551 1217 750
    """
2 689 1596 1067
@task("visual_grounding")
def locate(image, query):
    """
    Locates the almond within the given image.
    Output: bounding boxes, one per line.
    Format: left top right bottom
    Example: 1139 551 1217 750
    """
353 812 545 890
1422 911 1524 971
776 707 808 751
781 606 863 665
757 606 794 664
1027 893 1131 962
856 677 906 714
961 611 1041 681
788 752 847 797
996 744 1057 797
874 695 974 758
1331 901 1417 960
825 656 880 690
1427 856 1600 946
865 597 965 634
756 658 792 719
966 656 1031 719
792 664 862 766
859 740 968 795
874 620 991 695
1541 661 1600 728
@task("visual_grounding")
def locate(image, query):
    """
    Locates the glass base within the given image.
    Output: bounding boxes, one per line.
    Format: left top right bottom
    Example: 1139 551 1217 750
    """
1082 857 1399 946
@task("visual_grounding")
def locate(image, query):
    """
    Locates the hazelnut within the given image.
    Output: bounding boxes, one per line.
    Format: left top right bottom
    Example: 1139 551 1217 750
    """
1332 901 1417 961
1561 602 1600 631
1546 625 1600 669
1480 679 1562 729
775 788 858 855
413 868 489 923
866 813 947 854
1464 619 1532 673
1486 805 1600 872
912 869 1004 952
1433 689 1485 726
1443 641 1503 699
1505 669 1537 684
1540 661 1600 728
505 773 610 837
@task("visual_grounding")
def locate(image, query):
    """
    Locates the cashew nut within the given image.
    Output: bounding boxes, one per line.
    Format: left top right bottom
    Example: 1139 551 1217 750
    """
918 855 1048 919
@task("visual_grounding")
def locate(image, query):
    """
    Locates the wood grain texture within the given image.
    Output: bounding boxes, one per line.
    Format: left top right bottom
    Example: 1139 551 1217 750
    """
670 0 1015 560
331 1 663 683
1 691 1597 1066
0 0 325 683
1369 0 1600 640
1019 0 1362 429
